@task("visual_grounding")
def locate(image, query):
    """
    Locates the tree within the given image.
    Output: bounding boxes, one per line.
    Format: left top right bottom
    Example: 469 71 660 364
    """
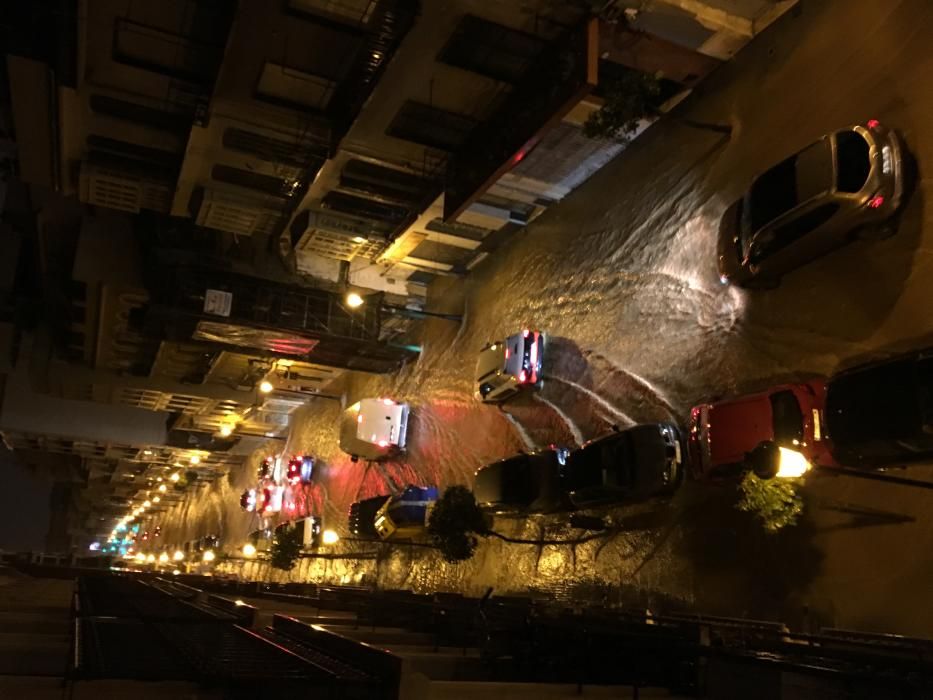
270 524 303 571
583 71 732 143
427 486 489 562
427 486 619 562
737 472 804 533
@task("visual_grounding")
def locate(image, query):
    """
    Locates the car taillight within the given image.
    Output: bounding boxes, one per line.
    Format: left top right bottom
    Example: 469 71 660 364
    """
519 370 527 383
867 119 880 129
868 195 885 209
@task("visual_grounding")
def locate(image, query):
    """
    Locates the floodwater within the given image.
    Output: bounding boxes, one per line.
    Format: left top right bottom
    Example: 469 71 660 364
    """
159 0 933 637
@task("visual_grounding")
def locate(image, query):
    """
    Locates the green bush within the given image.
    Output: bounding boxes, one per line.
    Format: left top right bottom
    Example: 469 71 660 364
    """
737 472 803 533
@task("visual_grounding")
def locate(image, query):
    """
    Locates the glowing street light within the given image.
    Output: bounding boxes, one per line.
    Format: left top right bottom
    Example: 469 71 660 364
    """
158 552 169 563
143 500 151 508
152 496 160 503
242 543 257 557
259 380 274 394
170 473 180 482
173 550 185 562
135 552 146 563
189 454 201 465
322 529 340 546
158 484 167 493
219 423 234 437
345 292 364 308
775 447 813 478
146 554 156 563
202 550 216 563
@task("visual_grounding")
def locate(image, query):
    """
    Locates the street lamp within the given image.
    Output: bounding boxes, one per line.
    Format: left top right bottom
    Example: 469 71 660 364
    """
345 292 364 308
173 550 184 561
170 473 180 483
242 543 257 557
746 441 813 480
322 529 340 545
202 550 216 563
259 380 274 394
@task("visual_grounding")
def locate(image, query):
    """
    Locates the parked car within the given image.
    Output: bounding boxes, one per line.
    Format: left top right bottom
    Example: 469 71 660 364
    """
349 495 393 537
563 424 684 507
475 330 545 403
275 517 321 549
718 120 907 288
825 349 933 468
689 382 834 480
340 398 410 461
373 485 439 541
473 446 570 514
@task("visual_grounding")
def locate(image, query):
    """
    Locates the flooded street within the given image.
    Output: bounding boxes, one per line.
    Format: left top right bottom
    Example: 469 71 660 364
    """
160 0 933 637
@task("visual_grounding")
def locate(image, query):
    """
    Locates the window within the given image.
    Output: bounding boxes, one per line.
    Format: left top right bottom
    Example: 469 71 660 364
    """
773 202 840 241
90 95 191 134
339 159 432 203
113 18 220 84
288 0 376 27
256 62 336 111
211 165 297 198
439 15 544 83
770 391 804 445
749 203 839 263
322 191 409 223
836 130 871 193
748 139 833 233
386 101 477 151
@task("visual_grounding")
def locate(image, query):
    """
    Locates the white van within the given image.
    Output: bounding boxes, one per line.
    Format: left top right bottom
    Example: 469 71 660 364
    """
341 398 410 460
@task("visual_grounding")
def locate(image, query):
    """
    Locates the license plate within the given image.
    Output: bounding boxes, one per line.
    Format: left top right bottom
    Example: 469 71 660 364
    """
812 409 822 441
882 146 892 175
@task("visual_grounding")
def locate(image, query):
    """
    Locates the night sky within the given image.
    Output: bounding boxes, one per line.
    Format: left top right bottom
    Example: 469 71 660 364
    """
0 448 49 551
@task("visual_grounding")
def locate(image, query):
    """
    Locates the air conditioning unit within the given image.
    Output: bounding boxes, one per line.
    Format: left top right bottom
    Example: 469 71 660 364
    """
79 165 142 213
294 207 391 261
197 187 282 237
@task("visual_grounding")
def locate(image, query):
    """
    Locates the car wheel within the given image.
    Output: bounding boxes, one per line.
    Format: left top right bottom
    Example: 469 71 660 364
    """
854 216 898 241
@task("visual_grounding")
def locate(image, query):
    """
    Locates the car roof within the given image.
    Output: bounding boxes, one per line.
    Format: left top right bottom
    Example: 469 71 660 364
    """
475 343 505 382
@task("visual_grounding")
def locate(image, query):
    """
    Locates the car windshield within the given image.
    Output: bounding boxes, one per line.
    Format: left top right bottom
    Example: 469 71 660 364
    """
836 130 871 193
484 457 535 504
743 139 833 253
828 359 922 443
770 390 804 445
565 434 634 492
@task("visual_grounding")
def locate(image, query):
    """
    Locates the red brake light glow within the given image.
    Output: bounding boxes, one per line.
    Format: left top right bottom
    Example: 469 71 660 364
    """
519 370 527 383
868 195 885 209
866 119 880 129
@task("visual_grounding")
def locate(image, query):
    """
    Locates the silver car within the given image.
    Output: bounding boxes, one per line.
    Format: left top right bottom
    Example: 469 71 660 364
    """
475 330 545 403
718 120 907 288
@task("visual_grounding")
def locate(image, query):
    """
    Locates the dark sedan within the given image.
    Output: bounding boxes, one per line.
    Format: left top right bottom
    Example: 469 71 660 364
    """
564 423 684 508
826 349 933 468
474 446 570 514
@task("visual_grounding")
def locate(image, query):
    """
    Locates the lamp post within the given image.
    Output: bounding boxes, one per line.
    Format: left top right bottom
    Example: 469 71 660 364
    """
345 291 462 323
747 440 933 490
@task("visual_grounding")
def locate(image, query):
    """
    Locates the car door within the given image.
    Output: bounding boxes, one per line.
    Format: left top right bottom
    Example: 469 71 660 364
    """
747 200 842 277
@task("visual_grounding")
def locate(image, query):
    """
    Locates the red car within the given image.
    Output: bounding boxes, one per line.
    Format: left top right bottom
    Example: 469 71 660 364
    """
688 381 835 480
